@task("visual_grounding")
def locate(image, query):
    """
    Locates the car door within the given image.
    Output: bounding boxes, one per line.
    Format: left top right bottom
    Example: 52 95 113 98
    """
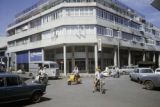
132 69 139 80
134 69 140 81
5 76 29 102
0 77 6 103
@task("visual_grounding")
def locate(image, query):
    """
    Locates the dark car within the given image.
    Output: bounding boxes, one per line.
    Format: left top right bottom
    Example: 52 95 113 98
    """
0 72 46 104
141 74 160 90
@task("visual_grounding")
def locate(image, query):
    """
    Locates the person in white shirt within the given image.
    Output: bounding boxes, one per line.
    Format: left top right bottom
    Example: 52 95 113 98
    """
38 66 46 77
72 65 80 81
73 65 79 75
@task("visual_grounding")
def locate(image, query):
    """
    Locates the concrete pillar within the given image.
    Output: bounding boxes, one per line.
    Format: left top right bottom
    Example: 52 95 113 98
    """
100 49 103 70
128 50 131 66
42 48 44 61
94 44 98 72
158 54 160 67
7 54 9 72
114 48 117 67
63 45 67 76
143 52 145 61
15 53 17 71
153 52 155 63
28 51 30 63
85 46 89 73
71 46 75 71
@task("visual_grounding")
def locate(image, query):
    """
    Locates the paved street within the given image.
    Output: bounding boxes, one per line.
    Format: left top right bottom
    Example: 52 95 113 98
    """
5 75 160 107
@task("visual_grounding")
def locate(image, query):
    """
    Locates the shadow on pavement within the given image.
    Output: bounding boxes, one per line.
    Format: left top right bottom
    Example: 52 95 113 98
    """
0 97 51 107
48 77 63 80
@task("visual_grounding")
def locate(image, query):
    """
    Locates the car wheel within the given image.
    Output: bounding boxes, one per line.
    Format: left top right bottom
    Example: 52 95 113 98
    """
144 81 154 90
31 92 42 103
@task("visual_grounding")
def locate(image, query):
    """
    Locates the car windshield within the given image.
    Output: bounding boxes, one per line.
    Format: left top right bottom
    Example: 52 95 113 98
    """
140 69 153 73
156 70 160 72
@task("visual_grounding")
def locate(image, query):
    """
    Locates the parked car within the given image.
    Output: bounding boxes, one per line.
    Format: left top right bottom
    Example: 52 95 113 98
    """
108 66 120 78
101 67 110 77
155 68 160 74
0 72 46 104
119 66 137 75
129 68 154 83
141 74 160 90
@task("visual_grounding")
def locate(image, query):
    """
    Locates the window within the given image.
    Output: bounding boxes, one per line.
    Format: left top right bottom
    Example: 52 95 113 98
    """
141 69 153 73
145 38 155 45
134 69 139 73
113 29 118 37
30 18 41 28
75 60 85 71
30 33 42 42
97 26 113 37
44 64 49 68
134 35 143 42
16 37 29 46
50 63 59 68
0 77 5 87
122 32 133 41
106 28 113 37
75 46 85 52
96 8 140 29
156 41 160 46
6 77 18 86
156 70 160 72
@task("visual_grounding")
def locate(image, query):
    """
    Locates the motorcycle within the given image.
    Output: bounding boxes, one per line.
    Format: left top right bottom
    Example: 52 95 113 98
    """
93 76 106 94
33 73 48 85
67 73 81 85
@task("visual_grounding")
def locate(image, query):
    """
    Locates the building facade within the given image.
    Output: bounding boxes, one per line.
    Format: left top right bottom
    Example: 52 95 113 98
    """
7 0 160 75
151 0 160 11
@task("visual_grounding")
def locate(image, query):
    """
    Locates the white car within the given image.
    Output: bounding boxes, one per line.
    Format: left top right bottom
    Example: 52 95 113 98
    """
119 66 137 75
104 66 120 78
155 68 160 74
130 68 154 83
101 67 110 77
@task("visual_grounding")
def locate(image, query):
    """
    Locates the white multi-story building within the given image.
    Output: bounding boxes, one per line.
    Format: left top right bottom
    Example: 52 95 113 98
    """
6 0 160 75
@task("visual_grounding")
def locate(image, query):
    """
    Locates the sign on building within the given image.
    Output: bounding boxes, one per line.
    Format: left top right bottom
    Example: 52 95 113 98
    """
98 38 102 51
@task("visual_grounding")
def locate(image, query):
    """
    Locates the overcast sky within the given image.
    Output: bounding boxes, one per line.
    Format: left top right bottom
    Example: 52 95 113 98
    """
0 0 160 36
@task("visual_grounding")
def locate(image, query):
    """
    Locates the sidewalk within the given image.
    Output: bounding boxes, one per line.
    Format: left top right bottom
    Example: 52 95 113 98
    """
11 71 95 79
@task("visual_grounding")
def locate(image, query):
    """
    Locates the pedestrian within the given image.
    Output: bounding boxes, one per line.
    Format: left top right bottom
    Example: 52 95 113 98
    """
93 67 101 92
38 66 46 77
72 65 80 81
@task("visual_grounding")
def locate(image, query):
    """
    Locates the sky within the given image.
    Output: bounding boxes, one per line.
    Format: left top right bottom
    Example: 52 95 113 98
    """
0 0 160 36
0 0 38 36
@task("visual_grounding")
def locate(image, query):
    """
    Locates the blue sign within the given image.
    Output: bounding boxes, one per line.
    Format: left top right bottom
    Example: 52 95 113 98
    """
30 49 42 62
16 51 29 64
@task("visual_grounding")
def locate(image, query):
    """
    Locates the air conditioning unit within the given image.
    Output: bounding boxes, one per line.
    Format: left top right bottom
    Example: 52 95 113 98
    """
140 42 145 46
22 25 28 31
132 40 137 44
